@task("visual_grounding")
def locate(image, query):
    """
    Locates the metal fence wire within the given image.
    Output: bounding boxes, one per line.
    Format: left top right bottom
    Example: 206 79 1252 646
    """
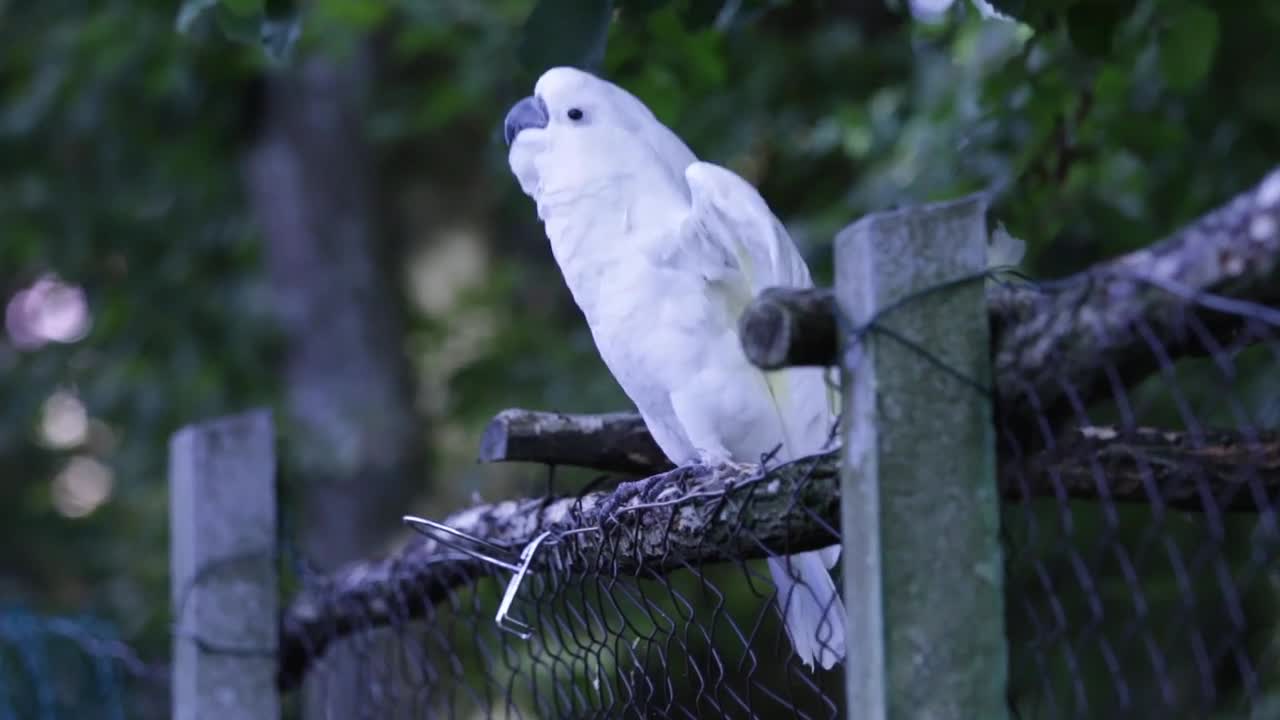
998 283 1280 719
284 447 847 720
0 609 165 720
272 259 1280 720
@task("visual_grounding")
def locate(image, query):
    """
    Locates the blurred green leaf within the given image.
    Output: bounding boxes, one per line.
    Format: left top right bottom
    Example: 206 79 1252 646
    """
1065 0 1136 57
618 0 672 17
177 0 298 62
214 4 262 45
316 0 389 29
175 0 219 34
680 0 722 30
1091 63 1128 108
260 15 301 61
1159 2 1219 90
985 0 1069 30
519 0 614 72
222 0 264 17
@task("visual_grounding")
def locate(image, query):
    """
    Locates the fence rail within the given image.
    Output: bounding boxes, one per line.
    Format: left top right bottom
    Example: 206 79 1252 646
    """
169 165 1280 719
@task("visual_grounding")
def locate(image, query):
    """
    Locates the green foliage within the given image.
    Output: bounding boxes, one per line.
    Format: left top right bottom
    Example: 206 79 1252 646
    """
177 0 300 61
1063 0 1135 57
1158 1 1219 91
519 0 614 71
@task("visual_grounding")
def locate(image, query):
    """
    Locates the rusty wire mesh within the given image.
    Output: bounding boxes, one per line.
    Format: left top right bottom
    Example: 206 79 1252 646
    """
276 274 1280 720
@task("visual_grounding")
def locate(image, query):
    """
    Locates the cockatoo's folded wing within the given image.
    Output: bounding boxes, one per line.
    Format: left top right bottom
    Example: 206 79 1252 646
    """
680 161 840 429
680 162 846 669
682 161 815 293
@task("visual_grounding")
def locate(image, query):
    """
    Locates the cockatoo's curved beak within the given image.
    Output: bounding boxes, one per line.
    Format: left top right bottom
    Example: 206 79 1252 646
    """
503 95 549 146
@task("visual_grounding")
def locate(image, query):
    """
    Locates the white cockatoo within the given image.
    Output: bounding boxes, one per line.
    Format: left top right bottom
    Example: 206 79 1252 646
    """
503 67 846 671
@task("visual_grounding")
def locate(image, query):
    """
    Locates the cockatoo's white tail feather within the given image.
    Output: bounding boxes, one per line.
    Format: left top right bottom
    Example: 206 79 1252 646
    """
769 550 847 670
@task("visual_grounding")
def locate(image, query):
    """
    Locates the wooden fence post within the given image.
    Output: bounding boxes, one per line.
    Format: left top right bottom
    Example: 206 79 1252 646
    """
170 410 280 720
837 196 1008 719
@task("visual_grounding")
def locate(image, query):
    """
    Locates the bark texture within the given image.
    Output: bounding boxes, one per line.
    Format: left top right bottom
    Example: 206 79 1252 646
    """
479 409 672 476
737 287 839 370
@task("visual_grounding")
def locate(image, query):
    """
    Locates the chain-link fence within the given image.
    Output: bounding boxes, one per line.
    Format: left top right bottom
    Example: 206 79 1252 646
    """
999 292 1280 718
283 449 847 719
0 609 165 720
162 169 1280 719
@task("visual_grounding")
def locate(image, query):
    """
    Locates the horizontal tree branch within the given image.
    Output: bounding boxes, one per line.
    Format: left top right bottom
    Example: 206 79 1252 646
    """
992 166 1280 430
478 409 672 476
280 423 1280 690
737 287 838 370
741 166 1280 431
1008 426 1280 511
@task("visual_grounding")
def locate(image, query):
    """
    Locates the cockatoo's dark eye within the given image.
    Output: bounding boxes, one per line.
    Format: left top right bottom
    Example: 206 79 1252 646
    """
567 108 584 121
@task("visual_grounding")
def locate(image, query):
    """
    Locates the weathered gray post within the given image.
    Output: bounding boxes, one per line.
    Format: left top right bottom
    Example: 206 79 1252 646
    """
170 409 280 720
837 196 1007 719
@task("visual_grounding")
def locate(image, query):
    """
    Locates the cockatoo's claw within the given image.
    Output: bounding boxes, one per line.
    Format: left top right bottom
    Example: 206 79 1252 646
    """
694 449 725 467
636 465 698 503
720 460 762 479
639 472 671 499
694 450 760 480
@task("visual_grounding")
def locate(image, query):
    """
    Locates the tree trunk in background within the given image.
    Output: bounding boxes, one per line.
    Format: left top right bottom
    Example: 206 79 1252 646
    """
243 50 427 719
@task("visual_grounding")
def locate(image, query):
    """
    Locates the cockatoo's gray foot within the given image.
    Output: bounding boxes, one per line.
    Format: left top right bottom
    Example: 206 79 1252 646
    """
694 449 761 480
631 465 698 507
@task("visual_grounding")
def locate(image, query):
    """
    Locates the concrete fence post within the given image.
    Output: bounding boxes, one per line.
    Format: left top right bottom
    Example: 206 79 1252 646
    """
837 196 1008 719
170 409 280 720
